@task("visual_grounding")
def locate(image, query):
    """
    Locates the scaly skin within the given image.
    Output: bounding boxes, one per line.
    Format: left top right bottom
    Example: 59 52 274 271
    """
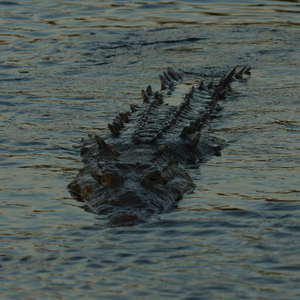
68 65 251 226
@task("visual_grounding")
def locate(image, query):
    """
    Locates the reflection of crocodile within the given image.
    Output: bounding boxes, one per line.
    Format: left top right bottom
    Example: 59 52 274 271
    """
68 65 250 226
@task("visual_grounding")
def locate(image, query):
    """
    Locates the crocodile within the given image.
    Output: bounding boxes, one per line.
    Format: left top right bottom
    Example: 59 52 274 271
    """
68 65 251 226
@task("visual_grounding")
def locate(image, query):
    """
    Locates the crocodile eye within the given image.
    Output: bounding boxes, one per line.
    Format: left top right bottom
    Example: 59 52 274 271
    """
100 175 110 186
146 169 173 185
147 170 162 183
100 173 117 186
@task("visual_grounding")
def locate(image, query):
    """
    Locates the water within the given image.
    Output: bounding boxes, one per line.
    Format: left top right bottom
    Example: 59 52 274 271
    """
1 0 300 299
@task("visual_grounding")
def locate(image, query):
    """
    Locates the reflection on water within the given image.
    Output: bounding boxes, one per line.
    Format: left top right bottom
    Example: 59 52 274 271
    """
1 0 300 299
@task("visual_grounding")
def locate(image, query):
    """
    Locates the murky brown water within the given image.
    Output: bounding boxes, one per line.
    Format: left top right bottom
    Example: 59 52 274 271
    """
1 1 300 299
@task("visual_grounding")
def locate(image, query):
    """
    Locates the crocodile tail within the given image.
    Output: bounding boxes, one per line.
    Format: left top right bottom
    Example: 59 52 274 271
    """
235 64 248 79
180 65 250 140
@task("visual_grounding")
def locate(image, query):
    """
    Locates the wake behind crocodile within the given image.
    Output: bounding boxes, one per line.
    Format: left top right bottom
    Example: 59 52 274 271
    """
68 65 251 226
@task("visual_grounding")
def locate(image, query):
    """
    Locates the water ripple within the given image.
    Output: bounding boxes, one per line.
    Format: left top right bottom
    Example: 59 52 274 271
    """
1 1 300 299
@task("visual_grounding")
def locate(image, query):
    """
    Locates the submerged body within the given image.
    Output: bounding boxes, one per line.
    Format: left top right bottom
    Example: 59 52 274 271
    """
68 65 250 226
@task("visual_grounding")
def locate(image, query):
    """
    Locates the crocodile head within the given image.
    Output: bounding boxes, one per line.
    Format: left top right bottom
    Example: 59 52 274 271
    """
67 159 195 226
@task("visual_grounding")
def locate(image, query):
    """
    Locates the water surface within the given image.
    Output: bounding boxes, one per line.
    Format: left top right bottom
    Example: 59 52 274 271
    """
1 1 300 299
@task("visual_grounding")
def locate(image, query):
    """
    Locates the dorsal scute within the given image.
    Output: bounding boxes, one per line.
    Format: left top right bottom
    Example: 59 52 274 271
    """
235 64 248 79
146 85 154 96
177 65 250 147
105 66 249 149
167 67 180 81
95 135 108 149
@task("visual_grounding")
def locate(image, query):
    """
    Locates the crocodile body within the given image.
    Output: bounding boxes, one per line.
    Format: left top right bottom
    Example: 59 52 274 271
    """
68 65 250 226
